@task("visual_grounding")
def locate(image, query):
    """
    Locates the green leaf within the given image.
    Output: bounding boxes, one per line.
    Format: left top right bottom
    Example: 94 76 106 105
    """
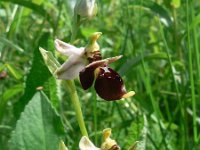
2 84 24 101
9 92 65 150
132 1 172 26
0 84 24 121
0 37 24 52
15 33 60 119
189 13 200 30
119 52 168 76
126 115 148 150
6 63 23 80
1 0 51 23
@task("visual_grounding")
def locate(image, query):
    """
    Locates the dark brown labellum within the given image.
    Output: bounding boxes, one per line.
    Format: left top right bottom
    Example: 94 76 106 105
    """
79 59 107 90
94 67 126 101
79 66 96 90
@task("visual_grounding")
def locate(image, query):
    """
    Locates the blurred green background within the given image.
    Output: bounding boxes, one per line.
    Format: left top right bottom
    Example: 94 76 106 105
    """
0 0 200 149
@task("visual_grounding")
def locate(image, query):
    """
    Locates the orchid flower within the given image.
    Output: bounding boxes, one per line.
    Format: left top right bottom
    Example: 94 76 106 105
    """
54 32 135 101
79 128 120 150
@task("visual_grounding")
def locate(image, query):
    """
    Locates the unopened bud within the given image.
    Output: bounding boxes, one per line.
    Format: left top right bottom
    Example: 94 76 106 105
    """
75 0 97 19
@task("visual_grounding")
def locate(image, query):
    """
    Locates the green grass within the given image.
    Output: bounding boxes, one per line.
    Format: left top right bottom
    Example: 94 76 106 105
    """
0 0 200 149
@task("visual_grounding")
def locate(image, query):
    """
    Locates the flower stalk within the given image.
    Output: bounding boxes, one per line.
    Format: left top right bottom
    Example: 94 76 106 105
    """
66 13 88 137
65 80 88 137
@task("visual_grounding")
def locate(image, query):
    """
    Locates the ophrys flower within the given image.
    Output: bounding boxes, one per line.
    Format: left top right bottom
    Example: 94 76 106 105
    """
55 32 135 101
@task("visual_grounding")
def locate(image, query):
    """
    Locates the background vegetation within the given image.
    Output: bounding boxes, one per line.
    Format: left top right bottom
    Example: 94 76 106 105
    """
0 0 200 149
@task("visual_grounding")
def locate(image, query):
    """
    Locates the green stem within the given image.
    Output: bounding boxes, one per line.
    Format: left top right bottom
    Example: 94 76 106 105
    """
93 90 97 144
65 13 88 137
186 0 198 146
158 18 185 149
65 80 88 137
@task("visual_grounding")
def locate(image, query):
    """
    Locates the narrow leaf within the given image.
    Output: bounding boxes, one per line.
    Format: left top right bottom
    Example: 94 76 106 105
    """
6 63 23 80
2 84 24 101
119 52 168 76
0 37 24 52
1 0 51 22
132 0 172 26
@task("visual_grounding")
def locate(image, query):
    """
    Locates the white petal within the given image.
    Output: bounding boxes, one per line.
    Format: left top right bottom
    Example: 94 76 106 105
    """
79 136 100 150
56 55 86 80
54 39 85 56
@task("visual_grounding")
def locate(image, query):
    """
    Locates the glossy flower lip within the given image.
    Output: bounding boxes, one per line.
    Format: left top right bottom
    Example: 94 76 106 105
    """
94 67 135 101
79 55 122 90
94 67 126 100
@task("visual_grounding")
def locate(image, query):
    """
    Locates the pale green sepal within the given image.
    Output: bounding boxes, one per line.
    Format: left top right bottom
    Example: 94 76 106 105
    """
39 47 61 75
59 140 69 150
85 32 102 53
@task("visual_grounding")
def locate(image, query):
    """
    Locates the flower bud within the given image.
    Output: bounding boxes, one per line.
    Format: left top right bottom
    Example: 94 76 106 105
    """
75 0 97 19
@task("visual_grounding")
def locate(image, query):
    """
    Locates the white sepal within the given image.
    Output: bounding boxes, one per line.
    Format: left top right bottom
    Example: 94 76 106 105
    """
55 39 85 56
79 136 100 150
54 39 87 80
56 55 86 80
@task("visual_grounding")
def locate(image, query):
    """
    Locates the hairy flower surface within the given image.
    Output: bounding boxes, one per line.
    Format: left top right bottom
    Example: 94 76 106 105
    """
54 32 135 101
